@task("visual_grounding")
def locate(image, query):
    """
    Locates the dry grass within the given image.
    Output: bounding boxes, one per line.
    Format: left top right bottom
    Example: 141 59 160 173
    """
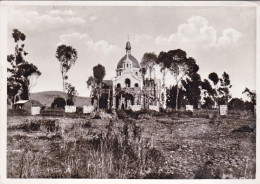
7 111 256 179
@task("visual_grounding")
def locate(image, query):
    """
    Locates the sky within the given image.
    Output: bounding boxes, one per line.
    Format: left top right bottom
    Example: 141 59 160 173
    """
7 5 256 99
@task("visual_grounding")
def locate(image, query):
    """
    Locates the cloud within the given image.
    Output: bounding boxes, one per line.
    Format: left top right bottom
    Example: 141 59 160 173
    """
89 16 98 22
59 32 120 54
49 9 75 16
155 16 242 50
217 28 242 48
8 7 86 32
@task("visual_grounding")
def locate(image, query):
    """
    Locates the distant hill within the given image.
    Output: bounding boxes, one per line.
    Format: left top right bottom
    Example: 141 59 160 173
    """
31 91 92 107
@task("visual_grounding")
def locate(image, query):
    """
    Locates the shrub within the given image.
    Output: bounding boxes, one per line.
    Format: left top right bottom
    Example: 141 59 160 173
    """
51 97 66 109
66 99 74 106
8 109 30 116
82 120 92 128
76 107 83 114
41 109 65 117
117 110 128 119
91 111 101 119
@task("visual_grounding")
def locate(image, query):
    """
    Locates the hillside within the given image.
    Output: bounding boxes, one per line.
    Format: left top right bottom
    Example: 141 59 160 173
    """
30 91 92 107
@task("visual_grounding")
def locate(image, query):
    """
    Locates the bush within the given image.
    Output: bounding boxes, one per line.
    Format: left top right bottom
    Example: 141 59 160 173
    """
66 99 74 106
8 109 30 116
117 110 128 119
51 97 66 109
82 120 92 128
91 111 101 119
41 109 65 117
76 107 83 114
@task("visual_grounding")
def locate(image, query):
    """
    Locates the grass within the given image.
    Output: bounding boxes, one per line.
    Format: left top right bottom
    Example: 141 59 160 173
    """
7 110 256 179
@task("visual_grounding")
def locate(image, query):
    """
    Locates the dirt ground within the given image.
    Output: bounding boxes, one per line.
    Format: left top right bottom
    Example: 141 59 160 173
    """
7 112 256 179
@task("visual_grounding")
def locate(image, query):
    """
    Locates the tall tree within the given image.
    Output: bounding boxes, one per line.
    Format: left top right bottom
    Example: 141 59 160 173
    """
182 73 202 108
140 52 158 80
87 64 106 110
55 44 77 102
219 72 232 105
167 49 198 110
7 29 41 106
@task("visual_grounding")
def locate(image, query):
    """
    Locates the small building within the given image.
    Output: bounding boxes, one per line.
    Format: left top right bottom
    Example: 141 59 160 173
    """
14 100 31 111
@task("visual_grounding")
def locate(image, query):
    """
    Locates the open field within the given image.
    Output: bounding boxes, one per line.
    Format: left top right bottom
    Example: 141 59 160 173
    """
7 111 256 179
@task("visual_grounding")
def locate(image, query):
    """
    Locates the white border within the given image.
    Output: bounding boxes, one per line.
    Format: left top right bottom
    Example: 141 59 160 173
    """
0 1 259 184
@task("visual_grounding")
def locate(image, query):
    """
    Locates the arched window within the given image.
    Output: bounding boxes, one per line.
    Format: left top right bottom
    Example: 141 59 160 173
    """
135 83 139 87
117 83 121 88
136 72 138 75
125 78 131 87
127 64 129 68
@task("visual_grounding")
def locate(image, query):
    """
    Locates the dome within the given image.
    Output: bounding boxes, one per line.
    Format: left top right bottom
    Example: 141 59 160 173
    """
117 54 140 69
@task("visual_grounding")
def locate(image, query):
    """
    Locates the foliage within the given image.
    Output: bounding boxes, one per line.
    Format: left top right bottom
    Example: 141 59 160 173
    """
243 88 256 105
7 29 41 106
208 72 219 86
201 97 215 109
159 49 199 110
93 64 106 84
55 44 77 98
204 72 232 106
242 88 256 112
218 72 232 105
228 98 245 110
141 52 158 80
182 72 201 108
51 97 66 109
87 64 106 110
166 85 187 109
65 82 78 104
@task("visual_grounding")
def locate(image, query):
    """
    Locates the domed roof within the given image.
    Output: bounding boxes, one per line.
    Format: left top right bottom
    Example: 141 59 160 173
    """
117 40 140 69
117 54 140 69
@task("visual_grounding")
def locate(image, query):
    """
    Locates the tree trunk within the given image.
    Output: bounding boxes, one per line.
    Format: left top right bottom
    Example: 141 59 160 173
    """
176 82 179 111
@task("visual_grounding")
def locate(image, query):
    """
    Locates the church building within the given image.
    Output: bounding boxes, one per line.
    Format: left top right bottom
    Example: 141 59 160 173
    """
101 40 165 111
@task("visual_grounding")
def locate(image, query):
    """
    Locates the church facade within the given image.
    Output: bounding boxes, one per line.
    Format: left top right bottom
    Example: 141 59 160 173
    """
101 41 166 111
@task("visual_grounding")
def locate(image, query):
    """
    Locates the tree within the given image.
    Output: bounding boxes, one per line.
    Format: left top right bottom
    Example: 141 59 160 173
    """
228 98 245 110
157 51 172 108
55 44 77 102
243 88 256 105
166 85 187 109
139 67 147 83
208 72 220 106
207 72 232 105
182 73 202 108
219 72 232 105
65 82 78 105
7 29 41 106
201 79 216 109
167 49 198 110
242 87 256 112
141 52 158 80
208 72 219 86
86 64 106 110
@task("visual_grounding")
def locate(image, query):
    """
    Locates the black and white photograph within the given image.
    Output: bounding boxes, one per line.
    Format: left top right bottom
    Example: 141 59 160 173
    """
0 1 259 183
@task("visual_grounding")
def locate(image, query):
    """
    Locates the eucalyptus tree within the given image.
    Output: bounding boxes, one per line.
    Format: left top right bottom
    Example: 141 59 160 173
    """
55 44 77 101
7 29 41 106
140 52 158 80
167 49 198 111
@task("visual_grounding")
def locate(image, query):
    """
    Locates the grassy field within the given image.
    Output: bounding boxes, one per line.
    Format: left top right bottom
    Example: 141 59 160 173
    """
7 111 256 179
